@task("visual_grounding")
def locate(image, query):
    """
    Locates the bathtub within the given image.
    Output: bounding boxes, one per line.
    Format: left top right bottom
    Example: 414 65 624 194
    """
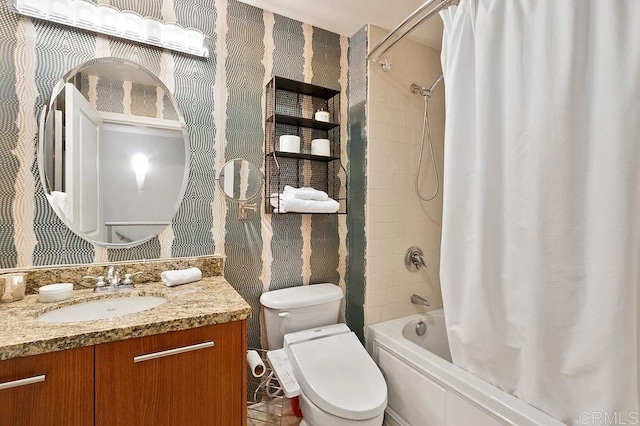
367 311 564 426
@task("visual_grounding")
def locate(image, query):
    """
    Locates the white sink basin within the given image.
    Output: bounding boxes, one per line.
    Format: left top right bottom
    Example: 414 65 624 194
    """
36 296 167 323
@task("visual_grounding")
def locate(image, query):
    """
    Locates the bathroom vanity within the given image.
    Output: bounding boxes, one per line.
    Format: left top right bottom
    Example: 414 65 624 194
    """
0 49 254 425
0 276 252 426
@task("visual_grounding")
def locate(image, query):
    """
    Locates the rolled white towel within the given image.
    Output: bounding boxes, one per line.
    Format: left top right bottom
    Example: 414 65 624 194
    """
161 267 202 287
270 193 339 213
283 185 329 201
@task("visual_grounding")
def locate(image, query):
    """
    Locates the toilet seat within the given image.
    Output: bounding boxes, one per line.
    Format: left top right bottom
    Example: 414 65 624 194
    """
288 331 387 421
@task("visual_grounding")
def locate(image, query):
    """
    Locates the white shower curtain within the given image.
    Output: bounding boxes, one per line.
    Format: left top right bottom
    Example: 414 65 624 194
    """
439 1 640 424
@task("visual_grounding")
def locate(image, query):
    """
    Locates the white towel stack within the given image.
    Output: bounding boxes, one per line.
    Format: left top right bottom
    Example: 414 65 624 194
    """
271 186 339 213
283 185 328 200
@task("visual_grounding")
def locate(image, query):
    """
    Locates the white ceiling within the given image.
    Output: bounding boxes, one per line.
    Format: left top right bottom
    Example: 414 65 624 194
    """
236 0 444 50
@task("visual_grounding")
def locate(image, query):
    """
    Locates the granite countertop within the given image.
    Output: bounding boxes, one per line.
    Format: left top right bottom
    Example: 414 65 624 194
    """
0 276 252 361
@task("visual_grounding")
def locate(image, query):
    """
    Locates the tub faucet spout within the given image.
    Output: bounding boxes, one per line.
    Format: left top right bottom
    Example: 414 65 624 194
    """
411 294 430 308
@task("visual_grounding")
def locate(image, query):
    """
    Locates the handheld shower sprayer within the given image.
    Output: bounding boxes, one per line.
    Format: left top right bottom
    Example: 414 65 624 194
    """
410 73 443 201
428 74 444 93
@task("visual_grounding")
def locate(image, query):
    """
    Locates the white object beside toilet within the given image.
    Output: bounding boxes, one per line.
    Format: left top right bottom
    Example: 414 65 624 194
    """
279 135 301 153
246 350 266 378
261 284 387 426
311 139 330 156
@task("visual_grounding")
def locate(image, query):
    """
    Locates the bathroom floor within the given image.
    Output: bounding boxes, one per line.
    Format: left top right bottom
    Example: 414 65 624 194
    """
247 404 394 426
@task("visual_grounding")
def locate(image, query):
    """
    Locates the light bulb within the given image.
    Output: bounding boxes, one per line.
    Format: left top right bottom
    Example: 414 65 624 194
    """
131 154 149 190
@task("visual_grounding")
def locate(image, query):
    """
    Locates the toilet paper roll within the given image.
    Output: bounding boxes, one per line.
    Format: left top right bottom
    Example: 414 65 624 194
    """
279 135 300 153
246 350 266 378
311 138 331 156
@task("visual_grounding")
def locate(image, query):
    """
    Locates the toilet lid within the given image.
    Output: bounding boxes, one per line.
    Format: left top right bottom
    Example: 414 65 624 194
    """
288 332 387 420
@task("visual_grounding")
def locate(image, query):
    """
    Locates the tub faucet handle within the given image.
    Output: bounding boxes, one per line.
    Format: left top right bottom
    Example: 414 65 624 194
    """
405 246 427 271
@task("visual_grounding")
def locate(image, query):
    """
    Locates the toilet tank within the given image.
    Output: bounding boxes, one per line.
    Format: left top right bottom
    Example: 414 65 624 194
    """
260 283 343 350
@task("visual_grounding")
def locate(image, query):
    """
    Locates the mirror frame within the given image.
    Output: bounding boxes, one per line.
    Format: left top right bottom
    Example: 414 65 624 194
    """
37 57 191 249
215 158 263 202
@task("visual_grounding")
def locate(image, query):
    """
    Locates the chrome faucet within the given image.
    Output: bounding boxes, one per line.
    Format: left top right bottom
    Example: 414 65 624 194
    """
106 266 120 287
85 266 139 292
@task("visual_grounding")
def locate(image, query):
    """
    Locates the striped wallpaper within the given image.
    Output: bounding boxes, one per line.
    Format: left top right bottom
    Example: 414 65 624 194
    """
0 0 364 346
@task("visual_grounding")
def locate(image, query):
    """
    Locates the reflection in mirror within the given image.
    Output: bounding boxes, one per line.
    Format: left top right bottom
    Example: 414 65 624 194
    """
38 58 190 247
217 159 262 201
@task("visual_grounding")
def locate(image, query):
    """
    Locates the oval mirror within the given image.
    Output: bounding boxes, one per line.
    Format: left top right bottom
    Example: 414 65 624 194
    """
38 58 190 247
216 159 262 201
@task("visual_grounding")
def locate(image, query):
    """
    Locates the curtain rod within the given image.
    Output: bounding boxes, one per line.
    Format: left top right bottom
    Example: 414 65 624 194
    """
367 0 457 71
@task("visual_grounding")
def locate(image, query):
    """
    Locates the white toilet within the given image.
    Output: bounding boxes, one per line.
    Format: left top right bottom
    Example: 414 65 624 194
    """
260 283 387 426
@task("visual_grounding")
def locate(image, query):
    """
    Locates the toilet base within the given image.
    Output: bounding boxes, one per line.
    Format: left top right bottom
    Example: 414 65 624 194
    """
298 390 384 426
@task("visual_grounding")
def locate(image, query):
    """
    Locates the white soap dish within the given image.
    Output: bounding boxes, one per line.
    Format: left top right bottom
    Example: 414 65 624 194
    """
39 283 73 303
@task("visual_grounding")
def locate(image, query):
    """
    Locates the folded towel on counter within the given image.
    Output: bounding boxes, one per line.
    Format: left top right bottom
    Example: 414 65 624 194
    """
161 267 202 287
270 193 340 213
283 185 329 201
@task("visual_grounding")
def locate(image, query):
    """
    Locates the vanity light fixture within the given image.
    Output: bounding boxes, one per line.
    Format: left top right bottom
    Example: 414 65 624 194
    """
8 0 210 58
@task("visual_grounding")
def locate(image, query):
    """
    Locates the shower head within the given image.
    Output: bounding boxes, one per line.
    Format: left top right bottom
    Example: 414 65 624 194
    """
410 73 444 98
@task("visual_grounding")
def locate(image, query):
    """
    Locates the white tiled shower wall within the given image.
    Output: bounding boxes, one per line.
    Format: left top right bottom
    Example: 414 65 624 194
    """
365 25 446 325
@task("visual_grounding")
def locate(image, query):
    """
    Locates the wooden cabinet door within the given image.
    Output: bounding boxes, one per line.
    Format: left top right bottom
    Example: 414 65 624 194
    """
0 346 94 426
95 321 247 426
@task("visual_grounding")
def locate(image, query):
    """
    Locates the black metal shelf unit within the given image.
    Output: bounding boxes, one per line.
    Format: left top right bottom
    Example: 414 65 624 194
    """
265 76 347 214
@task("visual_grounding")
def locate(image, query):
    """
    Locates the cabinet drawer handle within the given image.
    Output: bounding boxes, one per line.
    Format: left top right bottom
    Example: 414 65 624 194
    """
133 341 214 363
0 374 46 390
